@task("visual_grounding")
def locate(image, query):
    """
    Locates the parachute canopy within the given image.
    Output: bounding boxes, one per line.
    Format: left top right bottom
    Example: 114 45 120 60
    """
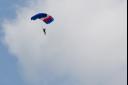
31 13 54 24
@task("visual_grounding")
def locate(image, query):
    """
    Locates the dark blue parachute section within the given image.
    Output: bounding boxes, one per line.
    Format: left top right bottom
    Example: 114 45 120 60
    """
31 13 47 20
31 13 54 24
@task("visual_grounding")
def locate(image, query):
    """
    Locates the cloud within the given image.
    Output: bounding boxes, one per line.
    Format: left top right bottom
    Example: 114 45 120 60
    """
2 0 127 85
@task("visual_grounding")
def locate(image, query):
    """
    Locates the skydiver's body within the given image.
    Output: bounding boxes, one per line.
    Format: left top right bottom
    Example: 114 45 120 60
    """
43 28 46 35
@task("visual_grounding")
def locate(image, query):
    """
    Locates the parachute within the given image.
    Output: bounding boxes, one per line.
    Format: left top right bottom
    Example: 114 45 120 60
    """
31 13 54 24
31 13 54 35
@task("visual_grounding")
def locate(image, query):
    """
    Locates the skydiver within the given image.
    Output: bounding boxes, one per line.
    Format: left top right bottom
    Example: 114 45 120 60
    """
43 28 46 35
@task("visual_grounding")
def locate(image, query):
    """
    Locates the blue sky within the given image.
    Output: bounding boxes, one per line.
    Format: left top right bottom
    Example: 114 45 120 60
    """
0 0 26 21
0 0 27 85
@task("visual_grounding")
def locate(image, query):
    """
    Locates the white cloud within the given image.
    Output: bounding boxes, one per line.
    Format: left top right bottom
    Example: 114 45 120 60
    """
2 0 127 85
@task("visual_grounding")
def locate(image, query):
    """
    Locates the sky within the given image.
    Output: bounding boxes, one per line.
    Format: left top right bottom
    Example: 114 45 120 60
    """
0 0 27 85
0 0 127 85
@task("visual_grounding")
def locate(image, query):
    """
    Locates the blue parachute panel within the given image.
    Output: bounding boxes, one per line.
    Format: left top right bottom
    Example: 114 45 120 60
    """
31 13 47 20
